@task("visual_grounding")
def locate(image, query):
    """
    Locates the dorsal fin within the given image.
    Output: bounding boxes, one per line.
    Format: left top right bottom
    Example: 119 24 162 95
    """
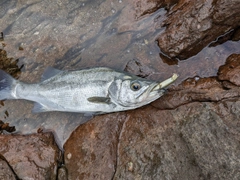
41 67 62 81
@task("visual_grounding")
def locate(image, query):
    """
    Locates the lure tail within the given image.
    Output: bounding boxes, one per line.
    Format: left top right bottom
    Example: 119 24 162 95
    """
0 70 17 100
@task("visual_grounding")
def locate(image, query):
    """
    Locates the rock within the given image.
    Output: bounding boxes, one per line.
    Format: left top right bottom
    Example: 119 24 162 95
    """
0 132 62 180
65 100 240 179
218 54 240 86
157 0 240 59
0 154 17 180
64 113 126 180
113 101 240 179
124 59 154 78
180 101 240 179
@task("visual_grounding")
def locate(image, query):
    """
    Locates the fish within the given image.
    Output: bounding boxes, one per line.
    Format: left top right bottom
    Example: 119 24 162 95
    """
0 67 178 115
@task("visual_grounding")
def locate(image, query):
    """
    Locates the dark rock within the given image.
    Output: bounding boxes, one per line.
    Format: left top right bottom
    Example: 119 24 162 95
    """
157 0 240 59
0 132 62 180
232 27 240 41
124 59 154 78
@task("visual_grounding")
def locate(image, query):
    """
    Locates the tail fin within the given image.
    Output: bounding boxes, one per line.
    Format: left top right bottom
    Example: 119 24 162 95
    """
0 70 16 100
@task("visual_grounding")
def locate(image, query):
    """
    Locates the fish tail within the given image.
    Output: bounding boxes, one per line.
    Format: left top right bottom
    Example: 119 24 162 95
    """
0 70 17 100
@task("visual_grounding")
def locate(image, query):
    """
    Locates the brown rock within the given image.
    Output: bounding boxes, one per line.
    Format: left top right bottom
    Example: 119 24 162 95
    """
0 132 62 180
65 101 240 179
113 106 204 179
113 100 240 179
218 54 240 86
157 0 240 59
64 113 126 180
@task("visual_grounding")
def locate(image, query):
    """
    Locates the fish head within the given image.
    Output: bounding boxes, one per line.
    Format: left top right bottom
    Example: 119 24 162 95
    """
108 75 165 108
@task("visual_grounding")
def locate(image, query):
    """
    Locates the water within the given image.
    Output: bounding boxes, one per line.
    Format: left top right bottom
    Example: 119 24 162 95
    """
0 0 240 148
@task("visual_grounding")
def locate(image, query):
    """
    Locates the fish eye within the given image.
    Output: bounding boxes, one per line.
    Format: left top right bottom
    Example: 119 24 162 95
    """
130 82 141 91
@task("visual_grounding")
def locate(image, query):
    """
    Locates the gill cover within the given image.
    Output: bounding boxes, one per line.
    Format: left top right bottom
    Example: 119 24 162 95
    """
108 77 151 107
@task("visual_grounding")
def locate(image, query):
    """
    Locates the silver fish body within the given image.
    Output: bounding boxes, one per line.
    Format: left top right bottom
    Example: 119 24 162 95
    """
0 67 178 114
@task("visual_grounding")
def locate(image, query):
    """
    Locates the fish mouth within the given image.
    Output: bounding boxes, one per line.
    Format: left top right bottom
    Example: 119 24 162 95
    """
135 73 178 102
150 73 179 93
148 83 165 97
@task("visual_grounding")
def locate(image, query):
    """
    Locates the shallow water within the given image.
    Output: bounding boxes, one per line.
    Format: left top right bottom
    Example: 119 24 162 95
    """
0 0 240 148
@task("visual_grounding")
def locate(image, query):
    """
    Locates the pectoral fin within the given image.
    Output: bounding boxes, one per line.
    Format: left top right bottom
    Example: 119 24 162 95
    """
87 97 111 104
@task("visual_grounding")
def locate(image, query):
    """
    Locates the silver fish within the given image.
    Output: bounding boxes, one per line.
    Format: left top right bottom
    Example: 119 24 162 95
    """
0 67 178 114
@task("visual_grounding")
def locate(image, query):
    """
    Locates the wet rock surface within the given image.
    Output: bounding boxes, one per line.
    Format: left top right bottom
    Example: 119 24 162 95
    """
157 0 240 59
0 132 62 180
